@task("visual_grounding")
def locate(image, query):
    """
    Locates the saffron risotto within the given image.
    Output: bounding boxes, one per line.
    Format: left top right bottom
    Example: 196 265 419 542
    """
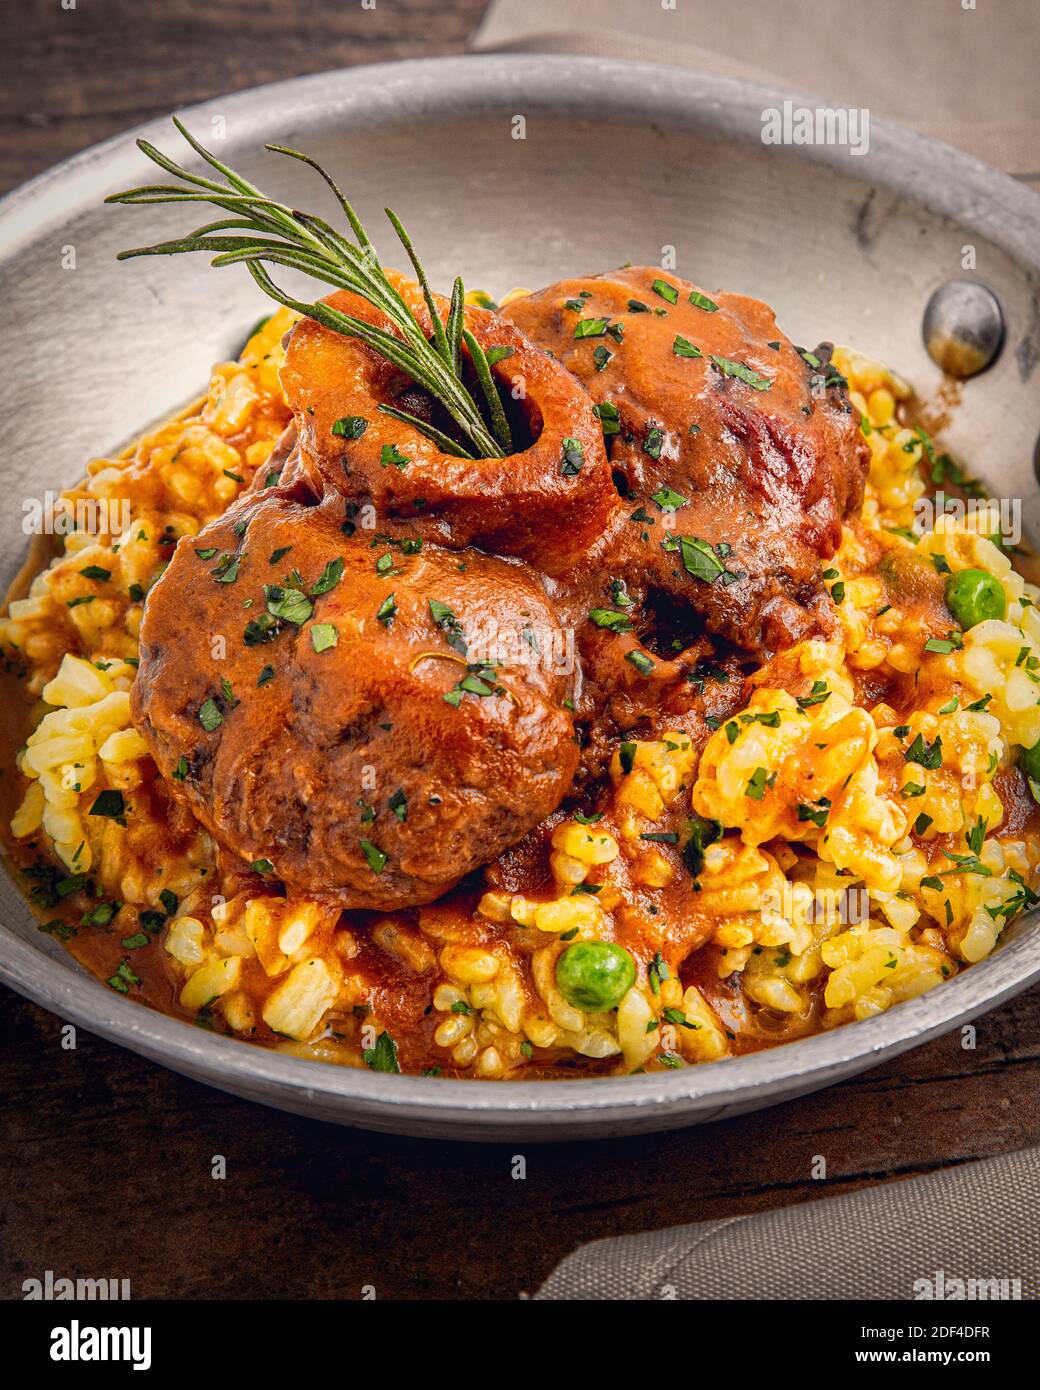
3 305 1039 1078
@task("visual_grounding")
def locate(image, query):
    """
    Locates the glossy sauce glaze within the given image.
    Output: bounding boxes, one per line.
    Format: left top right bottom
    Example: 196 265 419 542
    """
4 269 1036 1077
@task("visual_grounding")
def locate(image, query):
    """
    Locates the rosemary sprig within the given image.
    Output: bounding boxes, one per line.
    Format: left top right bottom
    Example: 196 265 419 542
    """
105 119 509 459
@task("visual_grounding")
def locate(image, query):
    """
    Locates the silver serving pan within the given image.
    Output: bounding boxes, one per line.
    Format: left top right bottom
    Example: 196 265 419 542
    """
2 55 1038 1140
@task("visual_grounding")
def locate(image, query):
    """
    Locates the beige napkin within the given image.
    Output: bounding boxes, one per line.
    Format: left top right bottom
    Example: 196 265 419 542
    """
472 0 1040 185
537 1146 1039 1299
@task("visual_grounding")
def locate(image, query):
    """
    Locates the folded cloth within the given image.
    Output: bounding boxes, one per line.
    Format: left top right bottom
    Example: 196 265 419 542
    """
471 0 1040 182
536 1146 1040 1300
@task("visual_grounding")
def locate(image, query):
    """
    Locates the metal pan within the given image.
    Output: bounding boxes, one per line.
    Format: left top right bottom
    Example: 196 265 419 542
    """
2 55 1038 1139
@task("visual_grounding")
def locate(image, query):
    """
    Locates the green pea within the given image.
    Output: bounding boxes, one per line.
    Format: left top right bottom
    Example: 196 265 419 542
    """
555 940 636 1012
1019 740 1040 785
943 568 1006 629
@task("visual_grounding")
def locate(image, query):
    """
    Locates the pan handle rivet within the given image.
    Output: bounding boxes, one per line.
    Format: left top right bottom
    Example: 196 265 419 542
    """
923 279 1005 378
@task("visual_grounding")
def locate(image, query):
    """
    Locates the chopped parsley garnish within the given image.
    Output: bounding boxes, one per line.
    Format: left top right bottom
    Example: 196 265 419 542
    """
89 790 127 820
710 355 771 391
360 839 387 875
79 565 111 581
662 1007 697 1030
746 767 775 800
609 577 634 608
681 816 722 877
651 486 688 512
588 607 634 632
593 401 621 436
363 1029 401 1073
923 634 962 654
797 680 830 709
172 755 189 779
106 957 139 993
592 344 613 371
943 850 992 878
651 278 679 304
331 415 368 439
484 345 515 366
688 290 719 312
264 584 313 625
560 436 584 475
257 665 276 687
444 670 500 706
311 557 344 595
310 623 338 653
380 443 410 469
244 612 279 646
389 789 407 822
648 950 671 994
429 598 467 654
672 334 702 359
905 733 943 769
967 816 987 856
212 554 241 584
676 535 739 586
198 698 223 732
574 316 609 339
626 650 654 675
376 593 396 627
643 425 665 459
84 900 121 927
797 797 831 828
251 859 274 874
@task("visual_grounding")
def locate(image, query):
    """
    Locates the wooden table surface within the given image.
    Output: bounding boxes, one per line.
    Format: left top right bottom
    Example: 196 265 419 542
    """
3 0 1040 1302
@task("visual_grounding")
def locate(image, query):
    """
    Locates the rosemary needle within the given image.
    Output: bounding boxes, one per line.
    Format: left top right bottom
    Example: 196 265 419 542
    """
105 119 510 459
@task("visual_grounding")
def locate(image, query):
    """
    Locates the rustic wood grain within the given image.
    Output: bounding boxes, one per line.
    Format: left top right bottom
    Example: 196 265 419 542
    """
3 980 1039 1300
1 0 489 195
4 0 1040 1303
